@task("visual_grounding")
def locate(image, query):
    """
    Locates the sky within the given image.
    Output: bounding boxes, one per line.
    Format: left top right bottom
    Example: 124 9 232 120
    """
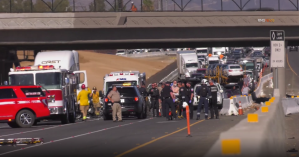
32 0 299 11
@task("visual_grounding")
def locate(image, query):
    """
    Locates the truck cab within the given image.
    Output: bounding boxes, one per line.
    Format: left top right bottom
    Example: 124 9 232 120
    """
181 54 200 81
8 51 88 124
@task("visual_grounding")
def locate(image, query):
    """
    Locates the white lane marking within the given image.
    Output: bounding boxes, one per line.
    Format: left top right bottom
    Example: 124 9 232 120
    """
156 121 178 123
0 118 102 138
0 118 153 156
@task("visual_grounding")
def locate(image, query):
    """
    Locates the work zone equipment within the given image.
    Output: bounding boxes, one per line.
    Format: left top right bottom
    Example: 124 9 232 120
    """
204 65 242 85
0 138 43 146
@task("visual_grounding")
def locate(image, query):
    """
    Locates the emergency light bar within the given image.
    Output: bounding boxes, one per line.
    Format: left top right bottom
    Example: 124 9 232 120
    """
108 73 135 76
16 65 54 71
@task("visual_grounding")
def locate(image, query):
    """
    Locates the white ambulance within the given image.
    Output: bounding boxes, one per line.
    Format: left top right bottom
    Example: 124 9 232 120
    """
103 71 146 95
8 51 88 124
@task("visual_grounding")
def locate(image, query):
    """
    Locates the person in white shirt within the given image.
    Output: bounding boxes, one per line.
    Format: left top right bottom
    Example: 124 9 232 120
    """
171 81 179 96
242 85 250 96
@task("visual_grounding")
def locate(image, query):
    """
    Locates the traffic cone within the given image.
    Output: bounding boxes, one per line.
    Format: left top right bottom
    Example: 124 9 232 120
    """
238 101 243 115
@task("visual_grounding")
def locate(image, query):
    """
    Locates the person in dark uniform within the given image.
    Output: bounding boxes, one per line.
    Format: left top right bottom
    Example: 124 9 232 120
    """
186 82 194 119
196 79 211 120
178 82 187 119
209 80 219 119
139 83 148 110
161 81 176 121
148 83 160 117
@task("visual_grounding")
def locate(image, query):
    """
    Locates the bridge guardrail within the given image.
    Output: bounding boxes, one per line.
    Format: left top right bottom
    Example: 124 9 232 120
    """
205 89 285 157
160 69 178 83
121 51 176 58
0 0 292 13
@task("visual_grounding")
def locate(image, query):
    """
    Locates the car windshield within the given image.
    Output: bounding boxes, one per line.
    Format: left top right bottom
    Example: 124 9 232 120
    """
9 74 34 85
106 81 137 93
229 66 241 69
197 55 205 58
36 72 62 89
244 72 253 77
106 87 137 97
186 63 198 68
197 70 206 74
197 49 207 53
209 61 219 64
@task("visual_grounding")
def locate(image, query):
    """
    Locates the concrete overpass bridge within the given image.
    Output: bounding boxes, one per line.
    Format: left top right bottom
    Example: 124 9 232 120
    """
0 11 298 82
0 11 299 50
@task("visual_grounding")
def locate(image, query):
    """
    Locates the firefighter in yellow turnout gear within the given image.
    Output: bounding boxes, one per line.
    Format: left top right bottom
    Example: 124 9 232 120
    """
77 84 91 121
90 86 101 117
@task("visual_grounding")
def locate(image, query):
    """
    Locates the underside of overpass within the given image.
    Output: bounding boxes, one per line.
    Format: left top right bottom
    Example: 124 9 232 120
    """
1 11 299 82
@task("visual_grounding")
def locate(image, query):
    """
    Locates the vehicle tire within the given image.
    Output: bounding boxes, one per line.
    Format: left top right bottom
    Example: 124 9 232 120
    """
143 105 147 119
103 114 111 120
15 109 35 128
69 104 76 123
7 122 19 128
137 107 144 119
61 106 70 124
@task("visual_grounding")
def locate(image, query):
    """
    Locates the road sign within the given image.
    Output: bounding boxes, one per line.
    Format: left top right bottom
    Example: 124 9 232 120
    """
270 30 285 68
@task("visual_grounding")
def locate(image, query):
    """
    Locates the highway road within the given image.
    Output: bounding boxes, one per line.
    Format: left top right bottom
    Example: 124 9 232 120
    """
285 50 299 156
0 60 256 157
0 110 256 157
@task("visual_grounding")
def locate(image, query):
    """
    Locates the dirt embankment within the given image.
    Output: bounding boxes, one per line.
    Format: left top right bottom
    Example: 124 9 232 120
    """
18 51 176 90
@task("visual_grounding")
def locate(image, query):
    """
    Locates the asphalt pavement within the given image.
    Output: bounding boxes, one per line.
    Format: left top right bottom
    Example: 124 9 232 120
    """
285 50 299 156
0 110 254 157
0 59 254 157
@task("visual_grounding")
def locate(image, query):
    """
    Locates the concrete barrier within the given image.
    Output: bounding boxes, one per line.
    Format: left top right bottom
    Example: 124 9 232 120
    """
282 98 299 115
205 89 285 157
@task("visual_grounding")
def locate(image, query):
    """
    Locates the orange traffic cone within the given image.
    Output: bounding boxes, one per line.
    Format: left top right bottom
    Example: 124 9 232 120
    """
238 101 243 115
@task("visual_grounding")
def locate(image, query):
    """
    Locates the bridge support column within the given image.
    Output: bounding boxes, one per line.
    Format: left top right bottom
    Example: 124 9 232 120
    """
0 49 16 85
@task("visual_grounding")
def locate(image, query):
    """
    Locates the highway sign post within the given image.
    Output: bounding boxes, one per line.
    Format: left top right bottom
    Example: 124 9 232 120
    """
270 30 285 89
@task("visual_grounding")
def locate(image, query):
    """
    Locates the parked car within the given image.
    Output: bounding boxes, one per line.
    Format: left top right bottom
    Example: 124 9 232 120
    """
0 85 50 128
103 86 147 120
223 64 243 76
289 46 298 51
189 68 206 81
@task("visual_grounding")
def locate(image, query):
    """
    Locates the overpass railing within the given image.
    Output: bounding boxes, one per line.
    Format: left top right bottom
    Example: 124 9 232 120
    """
1 0 299 13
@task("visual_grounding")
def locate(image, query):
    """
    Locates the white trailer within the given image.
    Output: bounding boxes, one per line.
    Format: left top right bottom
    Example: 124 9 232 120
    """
176 51 200 80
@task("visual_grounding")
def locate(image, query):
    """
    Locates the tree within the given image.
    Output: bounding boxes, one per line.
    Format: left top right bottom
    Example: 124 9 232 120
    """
0 0 32 12
89 0 106 12
33 0 71 12
53 0 71 12
142 0 154 11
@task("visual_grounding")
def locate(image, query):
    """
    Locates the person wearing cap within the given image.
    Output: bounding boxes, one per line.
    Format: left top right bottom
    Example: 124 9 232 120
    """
89 86 100 117
161 81 176 120
107 85 122 122
196 79 211 120
148 83 160 117
77 84 91 121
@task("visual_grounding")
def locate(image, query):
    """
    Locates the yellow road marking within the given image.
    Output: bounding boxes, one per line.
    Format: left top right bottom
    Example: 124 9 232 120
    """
115 120 205 157
286 52 299 77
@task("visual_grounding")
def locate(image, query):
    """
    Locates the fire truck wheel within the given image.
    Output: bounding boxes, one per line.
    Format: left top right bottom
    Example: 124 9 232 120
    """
61 107 70 124
69 103 76 123
7 122 19 128
15 110 35 128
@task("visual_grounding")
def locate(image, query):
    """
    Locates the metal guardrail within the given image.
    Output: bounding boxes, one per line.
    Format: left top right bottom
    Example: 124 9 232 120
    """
160 68 178 82
0 0 298 13
121 51 176 58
